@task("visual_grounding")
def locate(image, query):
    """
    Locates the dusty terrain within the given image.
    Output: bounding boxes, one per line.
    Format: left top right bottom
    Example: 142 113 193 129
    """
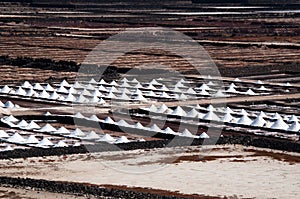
0 1 299 198
0 145 299 198
0 1 300 83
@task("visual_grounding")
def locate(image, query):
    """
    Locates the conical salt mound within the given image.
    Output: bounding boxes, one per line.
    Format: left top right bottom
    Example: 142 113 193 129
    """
22 81 32 88
283 82 292 87
134 93 147 102
57 86 68 93
256 80 263 84
133 88 143 95
207 81 215 86
55 127 70 134
237 115 252 125
203 110 220 121
84 131 100 139
287 121 300 132
3 145 13 151
39 123 57 132
150 79 161 85
172 86 182 93
270 118 289 130
106 91 117 99
224 107 234 114
146 84 156 90
148 104 157 112
45 111 52 116
104 117 115 124
54 140 68 147
163 127 177 135
76 94 89 103
171 106 187 117
271 112 282 120
258 86 269 91
68 87 77 94
97 134 116 143
26 88 36 97
25 121 41 129
86 83 96 91
109 86 119 93
134 122 145 129
214 90 227 97
160 91 171 98
89 115 100 122
186 108 200 118
39 90 50 99
117 119 131 127
0 130 9 138
17 120 29 127
15 87 26 96
81 88 92 96
180 129 196 138
178 93 188 100
1 85 11 93
198 89 210 96
44 84 55 92
160 85 169 91
92 90 102 97
115 136 130 144
64 93 75 102
231 82 238 87
74 112 85 119
225 87 238 93
133 82 143 89
199 132 210 139
175 81 186 88
109 80 118 86
99 79 108 85
156 104 169 113
199 83 210 91
120 81 131 88
7 133 25 143
221 112 234 123
245 89 256 95
251 116 267 127
149 124 161 132
38 137 54 146
239 109 249 116
74 82 84 89
89 95 99 103
33 83 44 90
49 91 60 100
70 128 86 137
206 105 215 111
60 80 71 87
89 78 98 84
186 88 196 95
257 111 267 118
4 115 19 123
288 115 299 123
4 101 14 108
119 92 131 101
73 142 81 147
24 135 39 144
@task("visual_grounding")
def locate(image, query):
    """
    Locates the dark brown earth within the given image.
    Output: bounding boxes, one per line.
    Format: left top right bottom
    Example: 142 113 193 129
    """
0 1 300 83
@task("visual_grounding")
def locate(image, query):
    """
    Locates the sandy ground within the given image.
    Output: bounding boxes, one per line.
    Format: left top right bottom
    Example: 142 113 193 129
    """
0 145 299 198
0 186 96 199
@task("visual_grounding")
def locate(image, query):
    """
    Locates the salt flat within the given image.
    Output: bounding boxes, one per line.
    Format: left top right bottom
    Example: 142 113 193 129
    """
0 145 299 198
